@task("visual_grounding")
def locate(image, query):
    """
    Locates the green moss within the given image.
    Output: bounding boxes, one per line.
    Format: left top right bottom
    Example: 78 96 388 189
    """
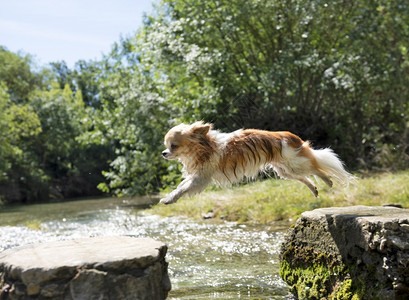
279 246 363 299
332 279 363 300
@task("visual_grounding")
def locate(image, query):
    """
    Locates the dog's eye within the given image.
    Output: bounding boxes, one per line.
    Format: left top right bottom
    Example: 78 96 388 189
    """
171 144 178 150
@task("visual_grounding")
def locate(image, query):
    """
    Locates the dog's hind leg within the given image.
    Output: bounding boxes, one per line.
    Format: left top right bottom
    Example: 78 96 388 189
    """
274 166 318 197
295 176 318 197
308 162 333 187
315 170 333 187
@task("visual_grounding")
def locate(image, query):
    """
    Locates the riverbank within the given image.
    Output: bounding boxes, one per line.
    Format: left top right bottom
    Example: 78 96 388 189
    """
150 171 409 223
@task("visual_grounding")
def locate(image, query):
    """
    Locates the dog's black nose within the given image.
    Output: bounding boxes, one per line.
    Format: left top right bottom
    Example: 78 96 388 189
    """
162 151 167 157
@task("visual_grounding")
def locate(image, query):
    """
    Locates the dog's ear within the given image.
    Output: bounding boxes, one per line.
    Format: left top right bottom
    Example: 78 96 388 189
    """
191 121 212 135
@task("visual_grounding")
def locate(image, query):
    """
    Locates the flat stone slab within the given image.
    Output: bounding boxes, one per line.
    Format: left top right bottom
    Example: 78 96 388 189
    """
0 236 171 299
303 205 409 226
302 205 409 252
280 205 409 299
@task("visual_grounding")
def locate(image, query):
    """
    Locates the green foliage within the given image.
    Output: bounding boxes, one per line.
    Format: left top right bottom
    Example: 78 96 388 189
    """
72 60 105 108
0 46 41 104
0 48 111 203
0 82 42 182
93 69 177 196
0 83 13 181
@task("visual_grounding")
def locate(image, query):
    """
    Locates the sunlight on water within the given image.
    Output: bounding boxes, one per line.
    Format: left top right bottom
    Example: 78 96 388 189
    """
0 198 290 299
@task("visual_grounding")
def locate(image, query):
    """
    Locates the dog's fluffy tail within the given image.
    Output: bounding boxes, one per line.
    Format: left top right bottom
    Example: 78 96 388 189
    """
312 148 355 185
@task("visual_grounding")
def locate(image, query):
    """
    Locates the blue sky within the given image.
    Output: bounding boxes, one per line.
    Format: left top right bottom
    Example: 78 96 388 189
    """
0 0 153 68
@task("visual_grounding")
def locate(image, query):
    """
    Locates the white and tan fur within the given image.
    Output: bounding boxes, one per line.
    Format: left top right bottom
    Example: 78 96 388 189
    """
160 121 354 204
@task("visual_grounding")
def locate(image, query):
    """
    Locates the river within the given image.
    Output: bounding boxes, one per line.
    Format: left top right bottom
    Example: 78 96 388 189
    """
0 197 291 299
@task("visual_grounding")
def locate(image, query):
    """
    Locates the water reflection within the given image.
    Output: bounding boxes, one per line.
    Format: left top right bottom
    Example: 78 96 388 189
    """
0 198 290 299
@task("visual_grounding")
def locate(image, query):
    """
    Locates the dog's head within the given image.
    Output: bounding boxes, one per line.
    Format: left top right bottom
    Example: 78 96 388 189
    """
162 121 213 160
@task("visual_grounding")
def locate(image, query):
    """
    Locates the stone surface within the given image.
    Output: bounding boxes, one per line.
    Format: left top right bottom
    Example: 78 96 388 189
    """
279 205 409 299
0 236 171 299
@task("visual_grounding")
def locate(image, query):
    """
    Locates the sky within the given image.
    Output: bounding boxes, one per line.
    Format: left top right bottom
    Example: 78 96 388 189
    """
0 0 154 68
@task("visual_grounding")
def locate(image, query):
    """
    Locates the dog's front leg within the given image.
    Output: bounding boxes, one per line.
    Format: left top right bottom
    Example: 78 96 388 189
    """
160 175 210 204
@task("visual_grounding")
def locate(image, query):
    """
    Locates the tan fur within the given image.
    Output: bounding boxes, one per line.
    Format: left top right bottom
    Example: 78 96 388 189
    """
160 121 354 204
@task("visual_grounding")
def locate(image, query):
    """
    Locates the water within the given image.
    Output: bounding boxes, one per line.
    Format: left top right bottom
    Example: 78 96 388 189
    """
0 197 291 299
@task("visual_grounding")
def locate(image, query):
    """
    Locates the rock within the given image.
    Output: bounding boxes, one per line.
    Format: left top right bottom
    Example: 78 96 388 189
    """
279 205 409 300
0 236 171 299
202 211 215 219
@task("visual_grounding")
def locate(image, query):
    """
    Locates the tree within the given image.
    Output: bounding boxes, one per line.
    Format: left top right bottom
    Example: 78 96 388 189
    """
0 46 38 104
0 83 13 181
0 82 43 202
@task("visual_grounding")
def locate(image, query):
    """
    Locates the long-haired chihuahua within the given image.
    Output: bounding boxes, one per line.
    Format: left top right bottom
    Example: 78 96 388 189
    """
160 121 354 204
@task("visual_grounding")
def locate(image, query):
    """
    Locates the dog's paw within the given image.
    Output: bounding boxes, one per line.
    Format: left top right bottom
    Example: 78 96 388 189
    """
160 197 174 205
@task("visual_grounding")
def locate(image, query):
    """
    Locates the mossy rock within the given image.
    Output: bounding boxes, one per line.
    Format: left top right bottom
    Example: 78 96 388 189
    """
279 244 363 299
279 206 409 300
